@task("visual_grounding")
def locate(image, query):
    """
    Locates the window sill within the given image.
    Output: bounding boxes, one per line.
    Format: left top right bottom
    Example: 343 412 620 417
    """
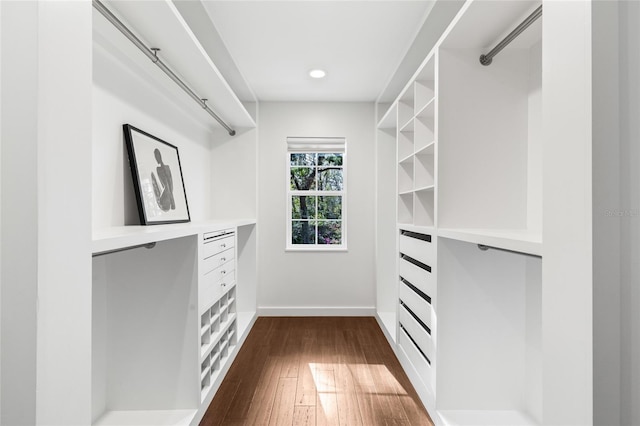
285 246 348 253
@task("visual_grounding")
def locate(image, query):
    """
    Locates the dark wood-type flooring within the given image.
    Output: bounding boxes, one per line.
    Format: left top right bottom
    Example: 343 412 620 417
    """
200 316 434 426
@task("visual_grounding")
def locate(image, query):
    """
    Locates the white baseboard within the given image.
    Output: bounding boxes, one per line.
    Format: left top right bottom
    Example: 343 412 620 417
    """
257 306 376 316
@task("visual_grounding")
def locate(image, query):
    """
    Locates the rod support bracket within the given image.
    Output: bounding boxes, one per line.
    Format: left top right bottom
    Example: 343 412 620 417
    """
150 47 161 63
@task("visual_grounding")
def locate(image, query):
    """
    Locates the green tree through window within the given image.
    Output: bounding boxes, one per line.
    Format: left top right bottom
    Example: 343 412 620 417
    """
288 151 345 248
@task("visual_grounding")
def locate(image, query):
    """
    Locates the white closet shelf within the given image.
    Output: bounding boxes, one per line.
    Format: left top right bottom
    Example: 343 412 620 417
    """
438 410 537 426
415 141 436 156
399 153 414 164
94 409 197 426
415 97 436 119
438 228 542 256
398 223 436 235
400 119 414 133
415 185 435 192
92 219 256 255
378 104 398 129
94 0 256 130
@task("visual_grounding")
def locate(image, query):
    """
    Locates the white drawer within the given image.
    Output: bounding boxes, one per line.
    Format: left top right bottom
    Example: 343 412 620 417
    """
399 280 432 330
399 256 435 300
202 247 234 275
202 235 235 259
200 267 235 311
399 326 432 388
399 304 433 361
399 231 434 268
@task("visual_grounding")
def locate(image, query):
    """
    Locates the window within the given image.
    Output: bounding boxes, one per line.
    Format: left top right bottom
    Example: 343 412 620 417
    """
286 137 346 250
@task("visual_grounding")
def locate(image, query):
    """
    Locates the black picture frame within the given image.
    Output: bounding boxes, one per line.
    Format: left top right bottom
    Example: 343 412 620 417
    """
123 124 190 225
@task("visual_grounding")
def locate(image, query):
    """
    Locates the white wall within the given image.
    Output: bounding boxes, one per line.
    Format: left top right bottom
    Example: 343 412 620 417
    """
257 102 376 314
209 126 257 220
92 41 215 229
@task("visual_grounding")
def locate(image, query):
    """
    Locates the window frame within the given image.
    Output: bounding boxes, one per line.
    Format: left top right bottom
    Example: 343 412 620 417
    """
285 142 347 251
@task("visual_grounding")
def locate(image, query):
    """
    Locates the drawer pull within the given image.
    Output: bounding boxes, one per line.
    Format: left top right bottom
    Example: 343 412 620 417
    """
221 257 226 262
221 243 226 248
221 270 227 275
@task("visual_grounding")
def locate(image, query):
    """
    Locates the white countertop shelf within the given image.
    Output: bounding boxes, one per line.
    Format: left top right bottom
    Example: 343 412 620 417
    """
94 0 256 130
92 219 256 255
438 228 542 256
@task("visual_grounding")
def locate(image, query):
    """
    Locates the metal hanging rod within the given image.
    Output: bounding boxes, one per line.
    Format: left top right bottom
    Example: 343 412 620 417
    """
479 5 542 66
92 242 156 258
92 0 236 136
477 244 541 258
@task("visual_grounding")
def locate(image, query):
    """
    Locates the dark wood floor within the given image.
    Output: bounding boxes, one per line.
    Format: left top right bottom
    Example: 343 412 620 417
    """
200 317 434 426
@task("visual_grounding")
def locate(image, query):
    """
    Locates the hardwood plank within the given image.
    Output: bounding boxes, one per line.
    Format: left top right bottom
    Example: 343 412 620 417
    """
199 379 240 426
295 337 317 406
316 368 340 426
293 405 316 426
245 356 284 425
268 377 298 426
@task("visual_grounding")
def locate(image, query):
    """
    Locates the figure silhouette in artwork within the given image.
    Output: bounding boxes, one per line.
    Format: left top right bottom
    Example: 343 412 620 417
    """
151 148 175 211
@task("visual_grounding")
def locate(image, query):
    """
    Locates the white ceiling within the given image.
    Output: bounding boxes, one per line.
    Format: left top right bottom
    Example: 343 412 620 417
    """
199 1 435 102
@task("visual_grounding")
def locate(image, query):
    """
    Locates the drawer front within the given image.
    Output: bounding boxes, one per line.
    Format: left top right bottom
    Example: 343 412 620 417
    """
399 304 433 361
202 247 234 275
399 257 435 300
399 326 432 388
399 281 431 330
200 271 222 311
202 235 235 259
399 232 434 267
199 267 235 311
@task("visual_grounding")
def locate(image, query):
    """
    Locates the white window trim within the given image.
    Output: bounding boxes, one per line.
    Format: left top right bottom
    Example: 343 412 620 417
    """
285 138 347 251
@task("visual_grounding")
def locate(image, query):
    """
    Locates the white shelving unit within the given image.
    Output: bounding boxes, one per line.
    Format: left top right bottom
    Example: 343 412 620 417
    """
396 55 437 229
375 1 553 425
92 221 256 426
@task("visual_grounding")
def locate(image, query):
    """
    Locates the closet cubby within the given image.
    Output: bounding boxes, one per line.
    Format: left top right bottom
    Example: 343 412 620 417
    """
91 236 200 425
398 157 414 194
398 193 414 225
437 1 542 248
436 238 541 425
414 190 435 227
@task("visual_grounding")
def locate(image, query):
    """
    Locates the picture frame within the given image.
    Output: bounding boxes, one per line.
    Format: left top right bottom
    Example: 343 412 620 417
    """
123 124 190 225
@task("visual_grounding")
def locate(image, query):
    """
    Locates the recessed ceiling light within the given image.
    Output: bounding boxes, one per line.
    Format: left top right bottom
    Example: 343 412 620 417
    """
309 69 326 79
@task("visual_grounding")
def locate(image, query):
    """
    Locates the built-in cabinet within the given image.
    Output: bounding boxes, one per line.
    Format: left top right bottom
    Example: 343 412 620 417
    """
374 0 591 424
90 1 258 425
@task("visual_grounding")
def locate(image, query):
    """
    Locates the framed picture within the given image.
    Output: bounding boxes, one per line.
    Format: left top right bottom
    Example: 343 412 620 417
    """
123 124 190 225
